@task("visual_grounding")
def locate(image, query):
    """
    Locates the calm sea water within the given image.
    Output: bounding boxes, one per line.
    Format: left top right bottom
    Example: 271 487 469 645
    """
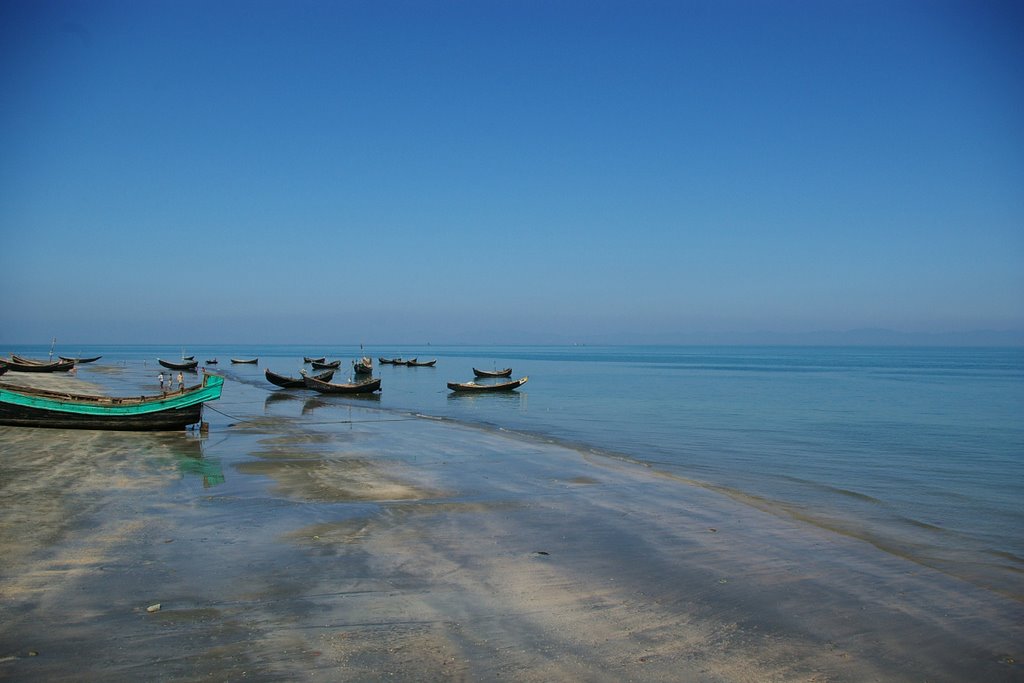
9 343 1024 598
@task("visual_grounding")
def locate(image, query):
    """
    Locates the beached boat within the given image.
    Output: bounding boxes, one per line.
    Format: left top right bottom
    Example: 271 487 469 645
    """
11 354 49 365
230 358 259 364
58 355 102 364
0 365 6 376
473 367 513 378
1 358 76 373
353 357 373 374
301 371 381 394
303 356 326 364
406 359 437 367
158 358 199 371
0 372 225 430
310 359 341 370
378 357 403 365
447 376 528 392
265 368 335 388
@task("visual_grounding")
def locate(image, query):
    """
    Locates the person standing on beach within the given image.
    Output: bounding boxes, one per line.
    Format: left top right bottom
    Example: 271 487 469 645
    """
158 372 165 391
177 372 184 391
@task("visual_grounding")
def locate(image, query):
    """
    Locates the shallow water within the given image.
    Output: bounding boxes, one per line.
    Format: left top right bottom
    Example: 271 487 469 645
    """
1 346 1022 680
14 343 1019 598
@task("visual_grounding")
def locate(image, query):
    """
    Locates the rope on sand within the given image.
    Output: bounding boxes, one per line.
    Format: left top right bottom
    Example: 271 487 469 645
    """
202 402 419 426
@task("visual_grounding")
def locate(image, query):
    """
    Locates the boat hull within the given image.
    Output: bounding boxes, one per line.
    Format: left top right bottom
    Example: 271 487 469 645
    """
158 358 199 370
447 377 528 392
0 401 204 430
473 367 512 378
1 358 75 373
0 374 224 431
266 368 335 388
302 374 381 394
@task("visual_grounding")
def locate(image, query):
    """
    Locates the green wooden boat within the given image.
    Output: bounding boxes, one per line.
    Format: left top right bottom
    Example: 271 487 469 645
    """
0 373 225 431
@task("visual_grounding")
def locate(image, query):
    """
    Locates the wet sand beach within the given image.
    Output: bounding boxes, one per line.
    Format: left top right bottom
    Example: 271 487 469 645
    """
1 372 1021 682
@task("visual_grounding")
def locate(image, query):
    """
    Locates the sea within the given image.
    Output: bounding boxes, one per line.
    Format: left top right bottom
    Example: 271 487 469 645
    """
8 343 1024 601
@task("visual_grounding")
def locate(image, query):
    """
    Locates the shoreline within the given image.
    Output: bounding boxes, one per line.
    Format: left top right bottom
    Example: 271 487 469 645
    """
1 378 1021 681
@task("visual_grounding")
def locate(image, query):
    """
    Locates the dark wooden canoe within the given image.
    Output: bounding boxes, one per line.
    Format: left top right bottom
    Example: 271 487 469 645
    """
0 372 224 430
58 355 102 364
310 359 341 370
205 359 218 365
473 367 512 378
378 357 403 365
158 358 199 371
11 354 49 365
2 358 76 373
303 356 326 364
230 358 259 364
182 356 195 361
406 359 437 367
353 357 373 374
265 368 335 388
447 376 528 392
301 371 381 394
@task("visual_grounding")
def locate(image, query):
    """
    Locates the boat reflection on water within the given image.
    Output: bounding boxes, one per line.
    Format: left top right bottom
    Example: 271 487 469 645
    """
447 389 528 408
155 431 225 488
177 453 225 487
302 393 381 416
264 390 303 413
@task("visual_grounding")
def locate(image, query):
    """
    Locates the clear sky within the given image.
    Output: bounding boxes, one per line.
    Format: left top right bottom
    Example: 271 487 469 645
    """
2 0 1022 345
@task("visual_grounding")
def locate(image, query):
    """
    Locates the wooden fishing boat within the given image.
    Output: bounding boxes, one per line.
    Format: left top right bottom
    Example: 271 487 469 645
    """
205 359 218 365
303 356 326 364
406 359 437 367
301 371 381 394
310 359 341 370
58 355 102 364
158 358 199 371
378 357 403 365
230 358 259 364
11 354 48 365
0 365 7 376
473 367 512 378
265 368 335 388
1 358 76 373
353 357 373 374
182 356 195 361
447 376 528 392
0 372 225 430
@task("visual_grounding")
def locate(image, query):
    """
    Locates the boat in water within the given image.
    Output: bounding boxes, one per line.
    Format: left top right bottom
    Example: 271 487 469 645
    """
473 367 512 378
447 376 528 392
58 355 102 364
301 371 381 394
265 368 335 389
158 358 199 371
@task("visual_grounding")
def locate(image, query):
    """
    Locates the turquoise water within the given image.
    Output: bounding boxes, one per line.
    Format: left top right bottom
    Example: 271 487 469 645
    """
9 343 1023 598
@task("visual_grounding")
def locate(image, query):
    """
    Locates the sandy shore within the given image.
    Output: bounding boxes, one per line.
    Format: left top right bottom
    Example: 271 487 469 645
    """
0 372 1021 681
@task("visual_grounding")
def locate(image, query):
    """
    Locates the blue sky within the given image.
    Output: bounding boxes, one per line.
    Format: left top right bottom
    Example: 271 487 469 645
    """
2 0 1022 345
